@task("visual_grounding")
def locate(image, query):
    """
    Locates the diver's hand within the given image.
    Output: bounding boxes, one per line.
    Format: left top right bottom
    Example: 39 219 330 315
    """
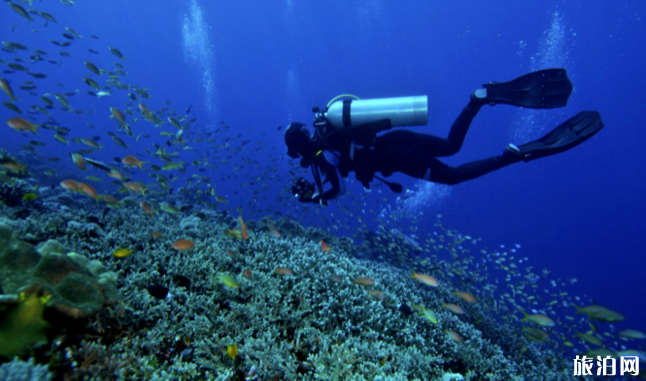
311 193 328 207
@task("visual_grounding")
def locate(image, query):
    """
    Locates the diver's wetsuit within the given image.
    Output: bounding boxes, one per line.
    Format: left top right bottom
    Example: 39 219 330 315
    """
307 97 522 202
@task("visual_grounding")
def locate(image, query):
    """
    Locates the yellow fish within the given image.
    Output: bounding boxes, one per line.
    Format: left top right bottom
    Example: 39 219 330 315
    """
112 248 132 258
217 274 239 288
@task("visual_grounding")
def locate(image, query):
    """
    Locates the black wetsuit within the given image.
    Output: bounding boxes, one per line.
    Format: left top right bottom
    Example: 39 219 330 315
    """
305 98 521 202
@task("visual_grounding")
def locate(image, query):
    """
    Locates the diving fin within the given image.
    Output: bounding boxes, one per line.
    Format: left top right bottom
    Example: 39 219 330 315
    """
476 69 573 109
511 111 604 162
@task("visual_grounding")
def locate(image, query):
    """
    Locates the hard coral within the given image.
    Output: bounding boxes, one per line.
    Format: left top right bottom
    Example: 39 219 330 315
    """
0 223 119 357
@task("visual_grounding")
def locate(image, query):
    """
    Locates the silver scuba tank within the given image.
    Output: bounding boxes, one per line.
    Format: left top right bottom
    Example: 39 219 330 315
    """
324 96 428 128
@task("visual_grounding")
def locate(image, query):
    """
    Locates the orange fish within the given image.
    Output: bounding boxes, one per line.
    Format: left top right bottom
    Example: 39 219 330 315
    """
243 269 252 279
138 102 152 117
354 277 375 286
268 223 280 238
446 330 463 343
107 170 125 181
124 182 146 195
140 201 153 215
454 291 477 304
226 250 236 257
1 78 18 102
7 117 37 133
368 290 385 300
443 303 465 315
411 272 439 287
237 215 249 239
100 195 120 206
78 182 99 202
110 107 127 126
275 267 294 276
1 161 26 174
121 155 146 170
172 239 195 251
80 138 102 150
319 240 331 252
70 153 86 171
60 179 79 192
150 231 164 239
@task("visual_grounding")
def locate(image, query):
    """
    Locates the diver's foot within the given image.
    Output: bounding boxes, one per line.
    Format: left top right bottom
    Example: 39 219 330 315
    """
470 89 489 106
504 143 521 156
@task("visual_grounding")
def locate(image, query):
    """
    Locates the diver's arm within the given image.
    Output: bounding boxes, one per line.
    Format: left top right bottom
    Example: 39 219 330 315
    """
312 157 340 204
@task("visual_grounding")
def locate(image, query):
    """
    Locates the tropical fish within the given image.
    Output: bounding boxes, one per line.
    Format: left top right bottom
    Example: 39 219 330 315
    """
150 231 164 239
121 155 146 170
1 78 18 102
140 202 153 215
113 248 133 258
217 274 239 288
454 291 477 303
84 61 101 76
1 161 26 174
109 47 126 60
100 195 120 207
354 277 374 286
70 153 86 171
320 240 331 252
78 182 99 202
227 344 238 360
7 117 37 133
124 182 146 195
22 193 37 202
9 3 32 22
237 215 249 239
172 239 195 251
410 272 439 287
60 179 79 192
619 329 646 340
267 223 280 238
275 267 294 276
521 311 555 327
443 303 465 315
446 330 463 343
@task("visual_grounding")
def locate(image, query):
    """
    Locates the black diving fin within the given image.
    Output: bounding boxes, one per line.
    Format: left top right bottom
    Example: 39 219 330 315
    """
477 69 573 109
511 111 604 162
374 175 403 193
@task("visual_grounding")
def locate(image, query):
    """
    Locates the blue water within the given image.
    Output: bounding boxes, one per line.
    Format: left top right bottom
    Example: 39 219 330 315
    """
2 0 645 362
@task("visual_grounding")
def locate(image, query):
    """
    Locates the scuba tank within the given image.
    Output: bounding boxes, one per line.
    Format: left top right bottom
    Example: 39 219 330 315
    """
322 95 428 129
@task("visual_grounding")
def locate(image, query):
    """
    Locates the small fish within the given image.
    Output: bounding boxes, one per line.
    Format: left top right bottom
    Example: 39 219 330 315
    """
172 239 195 251
237 215 249 239
1 78 18 102
217 274 239 288
160 205 181 214
243 270 252 279
108 46 125 60
54 134 69 145
267 223 280 238
78 182 99 202
100 195 119 206
443 303 465 315
275 267 294 276
22 193 37 202
70 153 86 171
124 182 146 195
454 291 477 303
7 117 37 133
619 329 646 340
60 179 79 192
150 231 164 239
227 344 238 360
3 101 21 114
319 240 331 252
410 272 438 287
353 277 374 286
140 201 153 215
112 248 132 258
1 161 26 174
121 155 146 170
521 311 555 327
9 2 32 22
368 290 385 300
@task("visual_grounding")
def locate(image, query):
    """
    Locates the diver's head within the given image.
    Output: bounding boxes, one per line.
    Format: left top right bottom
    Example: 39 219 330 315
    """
285 122 311 162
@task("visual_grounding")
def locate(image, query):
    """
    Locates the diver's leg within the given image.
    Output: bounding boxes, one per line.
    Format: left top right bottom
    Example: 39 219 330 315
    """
376 97 485 158
396 150 522 185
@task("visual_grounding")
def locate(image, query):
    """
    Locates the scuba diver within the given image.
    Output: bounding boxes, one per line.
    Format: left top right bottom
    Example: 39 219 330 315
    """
285 69 604 206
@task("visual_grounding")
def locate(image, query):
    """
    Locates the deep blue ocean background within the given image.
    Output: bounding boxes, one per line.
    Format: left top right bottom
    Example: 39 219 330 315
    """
2 0 645 359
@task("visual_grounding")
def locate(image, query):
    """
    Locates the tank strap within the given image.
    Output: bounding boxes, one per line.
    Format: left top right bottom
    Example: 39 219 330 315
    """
342 100 352 127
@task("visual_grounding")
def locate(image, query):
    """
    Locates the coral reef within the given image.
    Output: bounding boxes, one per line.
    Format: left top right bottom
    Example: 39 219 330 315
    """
0 357 52 381
0 191 578 380
0 223 118 358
